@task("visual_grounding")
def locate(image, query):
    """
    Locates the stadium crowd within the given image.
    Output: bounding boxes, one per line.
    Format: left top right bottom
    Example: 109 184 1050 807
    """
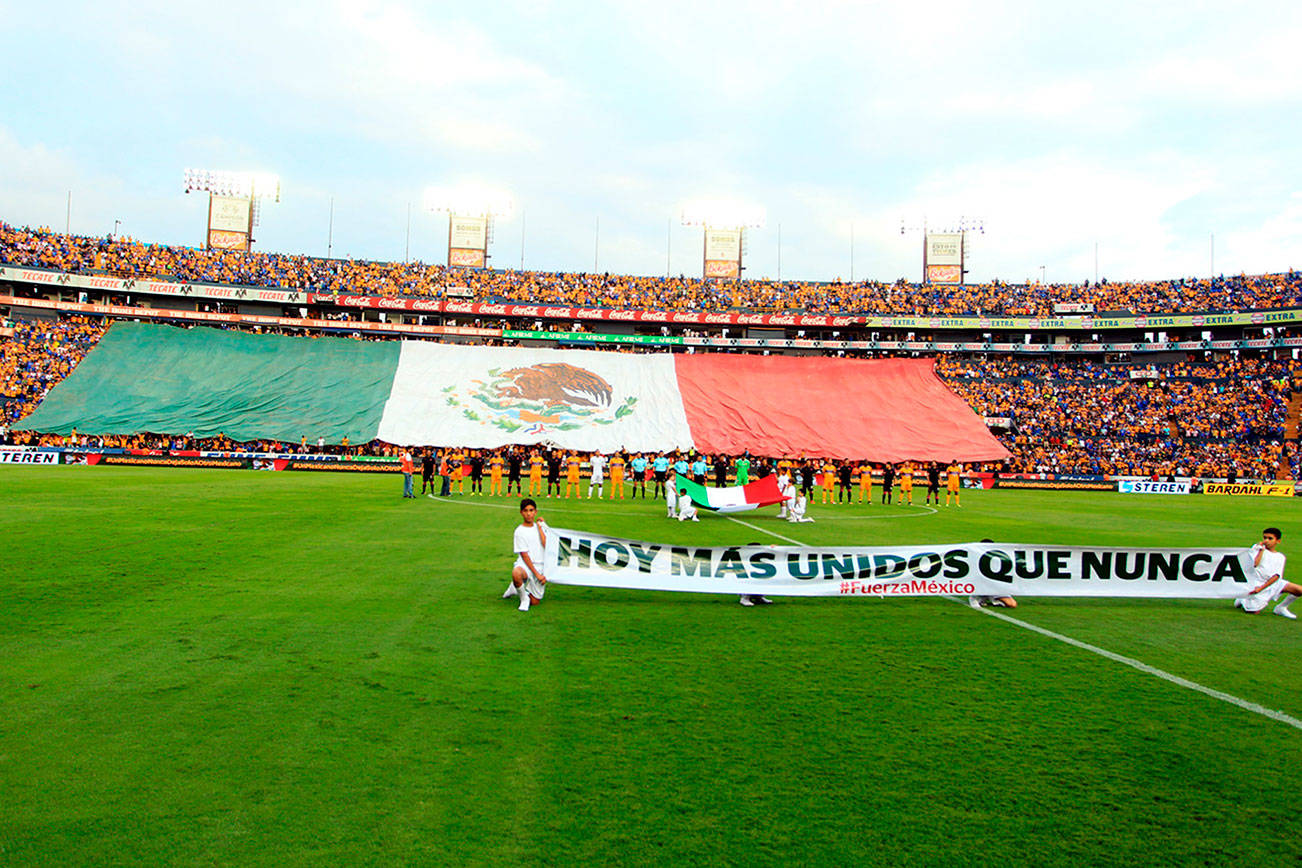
1 312 1298 481
1 316 106 431
4 222 1302 317
939 356 1296 477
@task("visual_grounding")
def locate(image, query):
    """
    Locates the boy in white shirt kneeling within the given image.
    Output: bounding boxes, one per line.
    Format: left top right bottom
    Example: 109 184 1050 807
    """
677 488 699 521
1237 526 1299 619
504 498 548 612
788 490 813 523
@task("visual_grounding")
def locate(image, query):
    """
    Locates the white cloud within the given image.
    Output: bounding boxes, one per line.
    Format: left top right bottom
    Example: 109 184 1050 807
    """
1215 191 1302 276
303 2 565 153
774 152 1220 284
896 151 1217 282
0 128 117 235
1136 33 1302 105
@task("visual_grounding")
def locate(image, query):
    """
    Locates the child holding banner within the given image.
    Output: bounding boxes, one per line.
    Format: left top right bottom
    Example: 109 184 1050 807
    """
676 486 699 522
504 499 547 613
788 490 813 523
1236 527 1298 618
969 540 1018 609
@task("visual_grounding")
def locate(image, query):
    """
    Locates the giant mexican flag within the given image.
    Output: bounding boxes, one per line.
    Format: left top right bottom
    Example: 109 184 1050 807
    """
21 322 1009 461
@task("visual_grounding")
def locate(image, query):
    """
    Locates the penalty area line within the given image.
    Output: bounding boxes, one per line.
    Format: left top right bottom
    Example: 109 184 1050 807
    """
426 495 517 510
730 516 1302 732
724 515 807 545
950 597 1302 732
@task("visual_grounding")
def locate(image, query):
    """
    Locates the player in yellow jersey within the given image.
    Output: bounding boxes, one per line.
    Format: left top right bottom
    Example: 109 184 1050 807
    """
528 450 545 496
946 461 962 507
821 459 836 504
449 450 466 494
489 450 504 496
609 453 626 499
899 463 914 506
565 452 582 498
858 461 873 504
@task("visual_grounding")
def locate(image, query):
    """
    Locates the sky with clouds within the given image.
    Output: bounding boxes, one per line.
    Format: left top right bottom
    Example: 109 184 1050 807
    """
2 0 1300 285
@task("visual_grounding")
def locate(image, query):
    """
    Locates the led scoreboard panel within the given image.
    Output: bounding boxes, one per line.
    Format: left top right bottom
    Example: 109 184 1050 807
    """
704 228 742 278
925 232 963 285
207 195 252 251
448 216 488 268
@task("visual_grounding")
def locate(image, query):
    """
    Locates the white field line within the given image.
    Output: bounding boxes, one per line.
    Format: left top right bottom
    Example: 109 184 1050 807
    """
428 495 518 510
958 600 1302 732
798 505 938 520
730 517 1302 733
429 495 612 512
724 515 807 545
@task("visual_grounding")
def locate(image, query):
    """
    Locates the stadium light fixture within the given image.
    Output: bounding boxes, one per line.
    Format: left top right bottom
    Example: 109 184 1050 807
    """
423 184 515 220
680 198 766 229
680 198 764 281
902 215 985 286
183 168 281 251
423 183 515 269
183 169 281 202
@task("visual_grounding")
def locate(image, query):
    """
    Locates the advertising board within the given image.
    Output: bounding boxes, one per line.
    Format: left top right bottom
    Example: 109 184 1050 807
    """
449 216 487 250
925 233 962 265
1118 480 1191 495
209 195 251 232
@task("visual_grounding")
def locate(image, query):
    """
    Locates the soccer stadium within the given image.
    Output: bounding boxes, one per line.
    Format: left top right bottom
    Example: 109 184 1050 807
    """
4 5 1301 865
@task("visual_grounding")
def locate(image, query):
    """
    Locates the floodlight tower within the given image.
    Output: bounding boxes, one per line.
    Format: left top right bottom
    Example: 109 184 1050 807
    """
680 200 765 280
900 216 984 285
183 169 281 252
424 185 515 269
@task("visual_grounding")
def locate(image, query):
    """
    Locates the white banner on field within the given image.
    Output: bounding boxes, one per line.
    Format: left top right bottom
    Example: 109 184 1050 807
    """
376 343 693 452
542 529 1257 598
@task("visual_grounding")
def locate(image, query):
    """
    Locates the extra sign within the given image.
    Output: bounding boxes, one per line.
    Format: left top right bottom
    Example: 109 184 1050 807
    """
1118 480 1191 495
0 449 59 465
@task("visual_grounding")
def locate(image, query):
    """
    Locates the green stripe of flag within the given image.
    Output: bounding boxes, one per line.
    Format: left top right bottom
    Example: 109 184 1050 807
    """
20 321 400 444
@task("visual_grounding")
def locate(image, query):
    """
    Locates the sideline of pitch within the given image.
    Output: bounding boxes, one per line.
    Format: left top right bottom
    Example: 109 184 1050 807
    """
729 515 1302 733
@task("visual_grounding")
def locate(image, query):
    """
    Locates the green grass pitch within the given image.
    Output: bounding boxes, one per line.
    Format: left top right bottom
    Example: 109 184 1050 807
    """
1 467 1299 865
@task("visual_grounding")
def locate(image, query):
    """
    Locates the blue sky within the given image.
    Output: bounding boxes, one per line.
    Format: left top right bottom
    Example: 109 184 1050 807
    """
2 0 1300 285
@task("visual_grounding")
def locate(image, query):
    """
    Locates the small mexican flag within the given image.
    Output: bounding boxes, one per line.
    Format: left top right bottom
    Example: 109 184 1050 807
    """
673 474 791 514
